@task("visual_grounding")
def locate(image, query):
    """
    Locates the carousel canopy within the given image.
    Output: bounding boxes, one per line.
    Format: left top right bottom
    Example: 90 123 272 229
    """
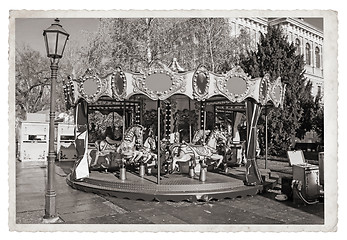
63 59 285 109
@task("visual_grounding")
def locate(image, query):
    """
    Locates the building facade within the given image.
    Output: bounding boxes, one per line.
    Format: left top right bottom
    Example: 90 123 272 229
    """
229 17 324 98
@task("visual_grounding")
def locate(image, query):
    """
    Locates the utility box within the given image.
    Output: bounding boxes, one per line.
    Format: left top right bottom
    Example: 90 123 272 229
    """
56 123 76 161
19 121 49 161
292 163 320 204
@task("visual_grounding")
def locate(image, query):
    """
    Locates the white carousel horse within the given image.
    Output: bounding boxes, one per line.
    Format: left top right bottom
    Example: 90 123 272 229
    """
167 129 209 168
170 129 227 172
116 125 146 164
139 136 157 164
191 129 211 144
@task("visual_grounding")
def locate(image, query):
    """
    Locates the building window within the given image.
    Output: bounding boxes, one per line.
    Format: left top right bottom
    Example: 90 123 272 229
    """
258 31 263 41
317 85 322 96
295 39 301 54
315 47 320 68
305 43 311 65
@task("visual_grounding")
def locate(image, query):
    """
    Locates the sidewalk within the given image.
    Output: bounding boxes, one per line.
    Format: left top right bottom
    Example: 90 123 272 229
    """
15 160 324 225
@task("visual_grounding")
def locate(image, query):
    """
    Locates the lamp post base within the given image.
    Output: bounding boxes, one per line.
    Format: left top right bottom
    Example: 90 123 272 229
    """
42 216 63 224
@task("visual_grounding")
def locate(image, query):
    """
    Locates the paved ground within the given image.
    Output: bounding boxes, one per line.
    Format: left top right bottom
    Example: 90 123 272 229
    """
15 159 324 225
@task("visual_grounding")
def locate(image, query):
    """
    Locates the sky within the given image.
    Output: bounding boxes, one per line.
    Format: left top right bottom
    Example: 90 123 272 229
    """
15 18 100 55
303 18 324 30
15 17 323 56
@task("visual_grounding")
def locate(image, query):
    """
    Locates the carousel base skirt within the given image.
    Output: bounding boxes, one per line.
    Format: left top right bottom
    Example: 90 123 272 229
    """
66 168 272 201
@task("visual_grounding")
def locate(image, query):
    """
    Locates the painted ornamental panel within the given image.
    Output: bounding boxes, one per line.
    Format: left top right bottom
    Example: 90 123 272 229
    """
77 68 112 104
192 66 209 101
132 65 186 100
111 67 127 100
259 73 270 105
63 76 77 109
215 66 255 102
63 61 285 108
268 77 285 108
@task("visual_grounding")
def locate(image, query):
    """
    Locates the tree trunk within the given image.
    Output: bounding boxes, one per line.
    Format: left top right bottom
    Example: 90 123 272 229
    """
145 18 153 66
206 19 215 72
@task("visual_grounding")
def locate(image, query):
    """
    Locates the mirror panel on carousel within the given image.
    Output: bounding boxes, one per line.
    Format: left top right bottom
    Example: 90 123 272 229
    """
145 73 172 92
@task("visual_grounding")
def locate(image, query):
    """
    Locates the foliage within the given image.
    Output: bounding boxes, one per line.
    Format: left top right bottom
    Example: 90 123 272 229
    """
312 89 324 143
15 46 50 121
240 25 319 156
15 45 77 126
79 18 252 73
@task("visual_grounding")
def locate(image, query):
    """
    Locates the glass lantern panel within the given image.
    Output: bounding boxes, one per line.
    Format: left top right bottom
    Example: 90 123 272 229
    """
57 33 68 57
45 32 57 56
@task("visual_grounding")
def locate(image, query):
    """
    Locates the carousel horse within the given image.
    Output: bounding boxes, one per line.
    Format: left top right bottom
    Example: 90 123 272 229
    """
139 135 157 164
167 129 210 169
222 132 247 166
170 129 227 172
116 124 146 164
191 129 211 144
90 136 120 169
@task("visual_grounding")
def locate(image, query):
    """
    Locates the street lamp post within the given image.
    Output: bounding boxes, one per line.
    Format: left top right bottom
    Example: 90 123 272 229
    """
43 18 69 222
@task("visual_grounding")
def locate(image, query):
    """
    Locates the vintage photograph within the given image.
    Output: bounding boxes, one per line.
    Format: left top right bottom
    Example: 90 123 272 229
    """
8 10 338 232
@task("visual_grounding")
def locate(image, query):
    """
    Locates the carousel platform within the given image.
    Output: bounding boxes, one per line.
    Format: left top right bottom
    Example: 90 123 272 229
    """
66 167 276 201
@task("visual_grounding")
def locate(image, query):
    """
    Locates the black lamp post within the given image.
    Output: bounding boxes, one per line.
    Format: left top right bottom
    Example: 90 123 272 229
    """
43 18 69 221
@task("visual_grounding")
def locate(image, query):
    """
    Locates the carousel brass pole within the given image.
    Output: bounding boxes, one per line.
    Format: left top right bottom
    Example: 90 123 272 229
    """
140 98 144 125
157 99 161 184
189 98 192 143
122 101 126 140
203 102 206 143
112 111 115 130
224 104 227 131
265 105 268 169
213 105 216 128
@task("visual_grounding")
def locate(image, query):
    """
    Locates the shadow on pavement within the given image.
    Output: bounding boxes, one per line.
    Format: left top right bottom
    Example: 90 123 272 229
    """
260 191 324 219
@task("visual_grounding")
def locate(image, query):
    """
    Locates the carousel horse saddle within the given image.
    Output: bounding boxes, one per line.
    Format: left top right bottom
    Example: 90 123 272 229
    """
105 136 119 145
96 138 119 152
189 145 213 157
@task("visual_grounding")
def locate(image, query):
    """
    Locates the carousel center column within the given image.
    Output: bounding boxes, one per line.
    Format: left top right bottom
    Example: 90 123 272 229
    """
157 99 161 184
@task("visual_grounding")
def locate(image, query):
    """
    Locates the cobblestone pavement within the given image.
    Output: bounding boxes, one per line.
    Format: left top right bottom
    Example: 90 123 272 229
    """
15 160 324 225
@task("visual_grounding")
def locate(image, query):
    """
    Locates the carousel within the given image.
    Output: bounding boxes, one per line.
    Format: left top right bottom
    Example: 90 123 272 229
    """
63 59 285 201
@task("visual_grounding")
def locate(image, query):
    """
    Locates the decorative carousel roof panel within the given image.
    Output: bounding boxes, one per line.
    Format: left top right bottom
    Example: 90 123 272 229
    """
65 60 285 108
267 77 285 108
111 67 127 100
131 63 188 100
213 66 259 103
192 65 210 101
77 68 113 104
63 76 78 109
259 73 270 105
